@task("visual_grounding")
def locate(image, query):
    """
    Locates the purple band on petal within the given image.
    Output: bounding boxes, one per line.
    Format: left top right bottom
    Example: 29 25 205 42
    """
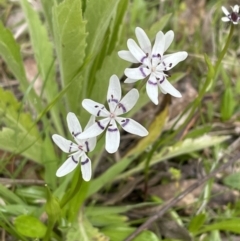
140 53 148 63
85 141 89 152
140 67 147 77
121 118 130 127
159 76 165 84
69 142 73 152
97 121 105 130
108 98 118 104
108 127 118 132
72 132 81 137
81 158 89 165
117 102 127 113
71 155 78 164
152 53 161 59
148 80 157 86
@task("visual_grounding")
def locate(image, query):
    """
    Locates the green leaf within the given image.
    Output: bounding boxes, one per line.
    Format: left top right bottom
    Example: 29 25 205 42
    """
220 87 235 121
198 219 240 234
14 215 47 238
223 172 240 191
20 0 63 134
188 213 206 234
85 0 120 57
52 0 87 112
66 212 109 241
0 21 41 111
0 184 24 204
0 127 42 163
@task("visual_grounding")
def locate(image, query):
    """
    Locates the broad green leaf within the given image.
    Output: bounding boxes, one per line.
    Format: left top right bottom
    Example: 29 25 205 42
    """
14 215 46 238
223 172 240 191
0 127 42 163
0 21 41 111
117 135 230 179
85 0 120 57
198 219 240 234
0 184 24 204
188 213 206 234
0 204 36 216
0 88 39 137
66 212 109 241
20 0 63 135
52 0 87 113
40 0 54 33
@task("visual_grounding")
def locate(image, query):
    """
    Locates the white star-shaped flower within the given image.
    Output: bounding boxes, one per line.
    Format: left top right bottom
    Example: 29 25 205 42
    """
222 5 240 25
77 75 148 153
118 27 188 105
52 113 96 181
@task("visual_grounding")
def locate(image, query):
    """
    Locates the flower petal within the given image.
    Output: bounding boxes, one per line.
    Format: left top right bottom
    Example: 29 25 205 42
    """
160 51 188 71
82 99 110 117
146 74 159 105
221 6 229 16
80 153 92 181
106 120 120 153
158 76 182 98
152 31 165 67
67 112 82 138
125 67 151 79
233 5 239 13
221 17 230 22
127 39 150 66
115 88 139 115
116 117 148 137
135 27 151 54
84 115 95 130
52 134 78 153
77 118 110 139
56 152 82 177
164 30 174 52
107 75 122 113
124 78 139 83
118 50 139 63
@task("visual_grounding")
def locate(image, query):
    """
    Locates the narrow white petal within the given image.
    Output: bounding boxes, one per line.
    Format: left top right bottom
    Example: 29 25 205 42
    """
124 78 139 83
127 39 150 66
158 77 182 98
118 50 139 63
125 67 151 79
115 89 139 115
146 75 159 105
233 5 239 13
161 51 188 71
67 112 82 138
77 118 110 139
82 99 110 117
164 30 174 52
84 115 95 130
86 136 97 151
221 6 229 16
221 17 230 22
116 117 148 137
52 134 78 153
106 120 120 153
107 75 121 113
80 153 92 181
135 27 151 54
56 152 82 177
152 31 165 67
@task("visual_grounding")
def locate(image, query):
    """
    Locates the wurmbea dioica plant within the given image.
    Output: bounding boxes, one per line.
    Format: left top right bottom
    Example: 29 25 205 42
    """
52 113 96 181
118 27 188 105
221 5 240 25
78 75 149 153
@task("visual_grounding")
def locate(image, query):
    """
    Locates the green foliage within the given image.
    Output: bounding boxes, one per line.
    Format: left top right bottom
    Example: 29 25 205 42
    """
223 172 240 191
14 215 47 238
188 213 206 234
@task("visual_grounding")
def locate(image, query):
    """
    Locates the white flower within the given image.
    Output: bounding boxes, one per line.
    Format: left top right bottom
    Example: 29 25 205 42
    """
222 5 240 25
52 113 96 181
77 75 148 153
118 27 188 105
